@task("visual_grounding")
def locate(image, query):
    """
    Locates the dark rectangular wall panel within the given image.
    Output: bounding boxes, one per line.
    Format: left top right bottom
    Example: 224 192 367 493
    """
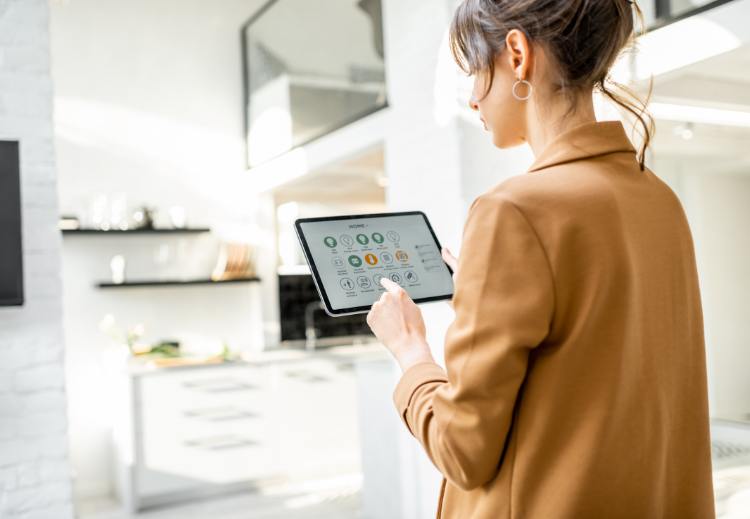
0 140 24 306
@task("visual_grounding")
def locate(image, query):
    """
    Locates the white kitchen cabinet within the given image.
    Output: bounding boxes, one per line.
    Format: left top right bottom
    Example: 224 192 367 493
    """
113 345 384 512
270 358 360 481
138 364 278 486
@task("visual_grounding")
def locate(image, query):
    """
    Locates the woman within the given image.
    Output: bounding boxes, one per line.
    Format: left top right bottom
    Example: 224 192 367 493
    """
366 0 715 518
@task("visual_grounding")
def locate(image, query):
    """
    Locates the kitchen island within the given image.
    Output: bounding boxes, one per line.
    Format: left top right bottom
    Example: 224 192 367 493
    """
111 340 393 513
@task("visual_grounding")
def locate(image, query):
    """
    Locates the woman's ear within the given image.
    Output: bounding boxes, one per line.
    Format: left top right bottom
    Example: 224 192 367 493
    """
505 28 532 80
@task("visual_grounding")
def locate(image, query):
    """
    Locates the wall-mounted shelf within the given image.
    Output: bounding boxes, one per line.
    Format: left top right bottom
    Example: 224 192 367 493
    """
96 276 261 289
62 227 211 235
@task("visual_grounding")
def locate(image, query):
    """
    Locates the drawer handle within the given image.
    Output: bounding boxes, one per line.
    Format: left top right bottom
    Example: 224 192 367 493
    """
283 370 308 378
283 370 329 383
183 407 259 422
183 435 259 451
182 378 259 392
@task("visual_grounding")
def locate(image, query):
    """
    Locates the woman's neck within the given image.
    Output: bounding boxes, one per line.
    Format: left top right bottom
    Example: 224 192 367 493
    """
525 93 598 158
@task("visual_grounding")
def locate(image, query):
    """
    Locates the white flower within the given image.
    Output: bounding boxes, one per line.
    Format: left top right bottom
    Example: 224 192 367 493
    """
98 314 116 333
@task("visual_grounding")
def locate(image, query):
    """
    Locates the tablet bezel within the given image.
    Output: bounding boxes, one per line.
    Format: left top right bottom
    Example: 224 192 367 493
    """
294 211 454 317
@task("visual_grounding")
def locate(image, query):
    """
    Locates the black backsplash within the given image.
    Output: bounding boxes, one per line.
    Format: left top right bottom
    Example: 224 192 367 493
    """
278 273 373 342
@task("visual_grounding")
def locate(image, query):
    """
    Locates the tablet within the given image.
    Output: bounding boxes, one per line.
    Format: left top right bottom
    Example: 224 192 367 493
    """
295 211 454 316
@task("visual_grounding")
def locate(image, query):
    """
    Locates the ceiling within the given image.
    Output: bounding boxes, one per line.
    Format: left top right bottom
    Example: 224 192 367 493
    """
637 43 750 168
272 145 385 206
650 44 750 109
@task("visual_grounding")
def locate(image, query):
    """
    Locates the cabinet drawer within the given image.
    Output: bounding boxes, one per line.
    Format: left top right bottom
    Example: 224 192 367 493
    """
142 432 277 484
142 399 269 427
142 405 270 447
138 365 271 411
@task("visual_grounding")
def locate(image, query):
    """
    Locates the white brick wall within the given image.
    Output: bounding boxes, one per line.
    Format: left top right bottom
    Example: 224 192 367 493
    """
0 0 74 518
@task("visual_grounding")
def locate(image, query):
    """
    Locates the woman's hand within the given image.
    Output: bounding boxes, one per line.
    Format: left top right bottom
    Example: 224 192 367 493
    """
366 277 434 372
442 247 458 309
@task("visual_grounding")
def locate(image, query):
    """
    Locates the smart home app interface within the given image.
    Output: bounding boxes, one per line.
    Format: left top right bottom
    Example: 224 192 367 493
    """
299 214 453 311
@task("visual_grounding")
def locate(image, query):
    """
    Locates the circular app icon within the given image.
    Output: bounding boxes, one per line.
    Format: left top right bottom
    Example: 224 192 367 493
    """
348 255 363 268
380 251 393 264
364 253 378 266
340 278 355 291
372 232 385 244
331 257 344 268
357 276 372 289
356 233 369 245
372 273 385 287
386 231 400 242
324 236 337 248
389 272 402 284
395 249 409 262
340 234 354 248
404 270 419 283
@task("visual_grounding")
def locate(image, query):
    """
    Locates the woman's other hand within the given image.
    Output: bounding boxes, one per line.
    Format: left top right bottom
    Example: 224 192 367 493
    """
367 277 434 372
442 247 458 309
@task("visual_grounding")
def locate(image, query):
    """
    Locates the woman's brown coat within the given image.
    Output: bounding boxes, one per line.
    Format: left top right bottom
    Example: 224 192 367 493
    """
394 120 715 519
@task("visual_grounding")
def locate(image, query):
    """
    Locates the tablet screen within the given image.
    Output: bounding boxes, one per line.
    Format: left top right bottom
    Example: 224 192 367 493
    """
296 212 453 314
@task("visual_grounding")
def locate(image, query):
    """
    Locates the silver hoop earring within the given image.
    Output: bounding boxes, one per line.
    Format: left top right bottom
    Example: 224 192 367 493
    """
512 79 532 101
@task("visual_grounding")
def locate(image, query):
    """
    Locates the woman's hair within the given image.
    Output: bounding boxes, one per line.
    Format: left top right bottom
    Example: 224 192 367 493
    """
449 0 653 171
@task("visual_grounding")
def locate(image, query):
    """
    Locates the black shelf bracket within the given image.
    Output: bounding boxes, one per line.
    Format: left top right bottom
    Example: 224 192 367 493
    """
96 277 261 289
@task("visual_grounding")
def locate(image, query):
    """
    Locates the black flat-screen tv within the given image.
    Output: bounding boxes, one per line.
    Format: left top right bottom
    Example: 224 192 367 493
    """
0 140 24 306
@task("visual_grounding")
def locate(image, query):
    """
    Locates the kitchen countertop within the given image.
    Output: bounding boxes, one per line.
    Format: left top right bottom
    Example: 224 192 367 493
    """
125 340 391 376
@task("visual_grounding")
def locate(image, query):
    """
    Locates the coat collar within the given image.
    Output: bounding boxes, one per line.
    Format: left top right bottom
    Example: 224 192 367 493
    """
527 120 637 173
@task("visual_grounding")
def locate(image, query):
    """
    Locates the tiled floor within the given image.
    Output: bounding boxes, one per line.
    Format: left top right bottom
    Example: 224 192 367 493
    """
78 426 750 519
712 421 750 519
76 476 363 519
80 470 750 519
715 464 750 519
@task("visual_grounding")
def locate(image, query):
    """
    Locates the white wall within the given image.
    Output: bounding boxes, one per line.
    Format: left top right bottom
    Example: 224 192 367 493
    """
693 172 750 421
656 157 750 422
0 0 74 517
48 0 273 500
378 1 534 517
